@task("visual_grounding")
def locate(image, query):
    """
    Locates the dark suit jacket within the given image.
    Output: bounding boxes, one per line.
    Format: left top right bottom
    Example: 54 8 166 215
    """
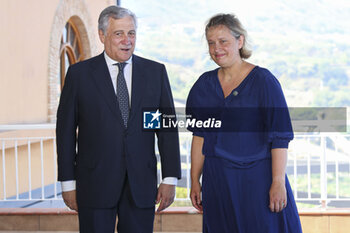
56 53 181 208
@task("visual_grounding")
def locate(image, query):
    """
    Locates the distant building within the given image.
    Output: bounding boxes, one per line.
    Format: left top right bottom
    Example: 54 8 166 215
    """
0 0 116 201
0 0 116 124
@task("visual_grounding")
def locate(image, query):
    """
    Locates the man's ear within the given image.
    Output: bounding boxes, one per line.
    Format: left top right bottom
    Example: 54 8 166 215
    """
98 30 105 44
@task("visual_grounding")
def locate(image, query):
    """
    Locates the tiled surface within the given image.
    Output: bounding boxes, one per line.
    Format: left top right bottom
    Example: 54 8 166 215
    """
1 208 350 232
154 214 161 232
300 216 329 233
161 214 203 232
0 216 39 231
329 216 350 233
39 215 79 231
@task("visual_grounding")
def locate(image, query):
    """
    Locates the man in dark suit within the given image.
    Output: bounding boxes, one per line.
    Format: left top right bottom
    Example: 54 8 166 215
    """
56 5 181 233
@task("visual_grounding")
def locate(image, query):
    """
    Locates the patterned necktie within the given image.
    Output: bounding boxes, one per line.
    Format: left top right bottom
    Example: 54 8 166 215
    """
115 62 129 127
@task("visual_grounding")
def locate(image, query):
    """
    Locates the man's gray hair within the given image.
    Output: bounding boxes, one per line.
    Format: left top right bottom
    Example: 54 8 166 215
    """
98 6 137 35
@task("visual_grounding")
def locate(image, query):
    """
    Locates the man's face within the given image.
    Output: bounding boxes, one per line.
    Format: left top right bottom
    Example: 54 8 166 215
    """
99 16 136 62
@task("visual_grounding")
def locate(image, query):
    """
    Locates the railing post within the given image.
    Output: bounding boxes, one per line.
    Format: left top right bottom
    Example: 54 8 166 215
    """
2 140 6 200
334 135 339 199
320 135 327 208
53 138 57 199
186 138 190 200
40 139 45 200
28 141 32 200
15 140 19 200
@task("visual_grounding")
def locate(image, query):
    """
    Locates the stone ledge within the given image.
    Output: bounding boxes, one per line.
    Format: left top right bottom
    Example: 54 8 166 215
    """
1 208 350 232
0 208 77 215
1 207 350 216
0 207 202 232
299 208 350 216
0 207 202 216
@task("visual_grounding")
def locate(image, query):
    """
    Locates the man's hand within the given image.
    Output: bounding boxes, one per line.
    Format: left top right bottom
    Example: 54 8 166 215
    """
62 190 78 211
155 183 175 212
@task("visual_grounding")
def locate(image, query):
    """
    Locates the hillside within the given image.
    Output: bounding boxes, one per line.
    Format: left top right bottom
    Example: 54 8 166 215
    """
123 0 350 107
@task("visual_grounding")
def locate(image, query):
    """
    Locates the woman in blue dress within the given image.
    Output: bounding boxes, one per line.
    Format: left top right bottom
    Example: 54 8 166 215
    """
186 14 303 233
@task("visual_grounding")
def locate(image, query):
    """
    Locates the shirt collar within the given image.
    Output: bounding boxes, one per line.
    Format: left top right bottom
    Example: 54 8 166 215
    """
104 51 132 67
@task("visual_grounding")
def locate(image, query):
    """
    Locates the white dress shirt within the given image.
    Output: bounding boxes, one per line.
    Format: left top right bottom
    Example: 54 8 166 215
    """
104 52 133 104
61 52 177 192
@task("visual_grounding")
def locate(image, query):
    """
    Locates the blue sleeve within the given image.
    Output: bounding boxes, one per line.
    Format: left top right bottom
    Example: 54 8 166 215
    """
261 71 294 149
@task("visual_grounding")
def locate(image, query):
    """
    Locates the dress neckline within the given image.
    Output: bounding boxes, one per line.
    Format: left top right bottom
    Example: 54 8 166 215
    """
215 66 258 99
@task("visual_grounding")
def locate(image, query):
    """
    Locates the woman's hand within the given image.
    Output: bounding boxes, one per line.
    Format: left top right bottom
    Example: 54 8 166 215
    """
190 136 205 212
190 180 203 211
270 148 288 213
269 178 287 212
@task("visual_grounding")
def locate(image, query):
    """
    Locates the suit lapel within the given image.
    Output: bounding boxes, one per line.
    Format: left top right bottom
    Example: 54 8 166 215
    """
129 55 146 123
90 53 123 123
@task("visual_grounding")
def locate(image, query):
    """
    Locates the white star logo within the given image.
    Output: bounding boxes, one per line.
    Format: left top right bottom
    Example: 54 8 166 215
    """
151 109 162 122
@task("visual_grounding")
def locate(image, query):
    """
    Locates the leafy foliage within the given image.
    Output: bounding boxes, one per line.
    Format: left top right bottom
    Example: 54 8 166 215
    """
124 0 350 107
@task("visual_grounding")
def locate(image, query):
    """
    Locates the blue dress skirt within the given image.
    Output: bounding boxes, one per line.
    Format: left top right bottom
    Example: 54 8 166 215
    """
186 67 303 233
202 156 302 233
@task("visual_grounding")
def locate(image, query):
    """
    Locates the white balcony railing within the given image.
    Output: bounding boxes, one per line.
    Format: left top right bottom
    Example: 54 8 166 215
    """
0 124 349 208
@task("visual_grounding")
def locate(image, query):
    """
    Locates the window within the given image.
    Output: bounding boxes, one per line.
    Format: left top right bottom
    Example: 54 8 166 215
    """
59 20 84 89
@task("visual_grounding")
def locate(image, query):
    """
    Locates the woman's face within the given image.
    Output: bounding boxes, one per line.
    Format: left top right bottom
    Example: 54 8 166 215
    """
206 25 243 68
